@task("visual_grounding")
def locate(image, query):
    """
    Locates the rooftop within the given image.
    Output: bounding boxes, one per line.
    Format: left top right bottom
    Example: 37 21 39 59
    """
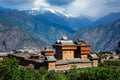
67 58 91 63
61 36 68 40
55 36 75 46
41 46 54 52
74 39 87 45
0 52 8 56
46 56 56 62
56 58 91 65
88 54 99 59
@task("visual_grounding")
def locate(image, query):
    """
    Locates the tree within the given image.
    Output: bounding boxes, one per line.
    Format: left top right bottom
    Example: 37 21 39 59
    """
20 67 36 80
0 58 21 80
45 70 66 80
38 67 48 80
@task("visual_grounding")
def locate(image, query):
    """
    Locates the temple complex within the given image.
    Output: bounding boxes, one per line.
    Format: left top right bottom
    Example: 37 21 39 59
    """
8 36 99 71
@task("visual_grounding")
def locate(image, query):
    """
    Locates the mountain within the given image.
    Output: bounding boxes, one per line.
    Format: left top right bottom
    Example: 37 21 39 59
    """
66 16 91 30
0 9 75 45
0 24 46 52
71 19 120 51
30 10 120 31
0 7 17 14
91 12 120 26
0 7 120 51
30 11 91 30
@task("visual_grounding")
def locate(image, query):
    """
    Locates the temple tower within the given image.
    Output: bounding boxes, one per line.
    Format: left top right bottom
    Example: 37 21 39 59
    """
75 39 90 59
53 36 77 60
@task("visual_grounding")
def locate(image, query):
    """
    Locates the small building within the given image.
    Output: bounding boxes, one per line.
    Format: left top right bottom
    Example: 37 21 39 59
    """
88 54 99 67
41 46 54 56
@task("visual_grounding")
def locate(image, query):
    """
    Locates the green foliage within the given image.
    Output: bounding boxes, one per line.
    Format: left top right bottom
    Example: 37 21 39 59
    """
0 58 20 80
20 67 37 80
66 67 120 80
0 58 41 80
45 70 67 80
38 67 48 80
102 59 120 66
1 58 120 80
66 68 80 80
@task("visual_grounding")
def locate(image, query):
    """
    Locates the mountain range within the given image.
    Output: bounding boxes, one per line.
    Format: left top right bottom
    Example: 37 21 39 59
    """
90 12 120 26
71 19 120 51
0 7 120 51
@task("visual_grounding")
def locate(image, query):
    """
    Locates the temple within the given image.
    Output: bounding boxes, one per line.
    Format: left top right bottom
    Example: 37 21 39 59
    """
8 36 99 71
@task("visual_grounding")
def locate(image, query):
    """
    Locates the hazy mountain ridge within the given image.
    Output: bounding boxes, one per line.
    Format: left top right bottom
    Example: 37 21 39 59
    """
71 19 120 51
0 7 17 14
90 12 120 26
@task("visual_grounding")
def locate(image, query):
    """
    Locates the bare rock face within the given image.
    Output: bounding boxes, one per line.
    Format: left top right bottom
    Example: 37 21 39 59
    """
71 19 120 51
0 24 45 51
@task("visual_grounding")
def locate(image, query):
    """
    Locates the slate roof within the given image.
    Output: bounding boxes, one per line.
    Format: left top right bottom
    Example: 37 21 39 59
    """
41 46 54 52
60 40 75 45
54 36 90 46
9 52 46 63
55 36 75 46
67 58 91 63
0 52 8 56
74 39 87 45
56 58 91 65
46 56 56 62
61 36 68 40
56 60 68 65
88 54 99 60
9 53 30 58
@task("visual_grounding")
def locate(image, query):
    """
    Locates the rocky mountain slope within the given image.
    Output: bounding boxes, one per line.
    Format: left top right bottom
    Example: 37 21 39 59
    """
71 19 120 51
0 24 45 51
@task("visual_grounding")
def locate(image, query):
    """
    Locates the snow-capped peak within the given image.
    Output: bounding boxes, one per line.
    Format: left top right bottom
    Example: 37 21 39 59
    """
27 7 74 18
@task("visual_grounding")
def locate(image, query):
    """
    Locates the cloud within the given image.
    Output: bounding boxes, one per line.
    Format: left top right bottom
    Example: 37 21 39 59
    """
32 0 50 10
0 0 35 9
58 0 120 19
105 0 120 7
46 0 75 6
63 0 107 18
0 0 120 19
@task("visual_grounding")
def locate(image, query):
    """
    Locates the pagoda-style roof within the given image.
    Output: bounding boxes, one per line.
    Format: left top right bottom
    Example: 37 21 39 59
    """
74 39 89 46
53 36 91 47
41 46 54 52
54 36 75 46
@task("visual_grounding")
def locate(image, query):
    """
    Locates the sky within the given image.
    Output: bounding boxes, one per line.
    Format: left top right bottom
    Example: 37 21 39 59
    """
0 0 120 19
